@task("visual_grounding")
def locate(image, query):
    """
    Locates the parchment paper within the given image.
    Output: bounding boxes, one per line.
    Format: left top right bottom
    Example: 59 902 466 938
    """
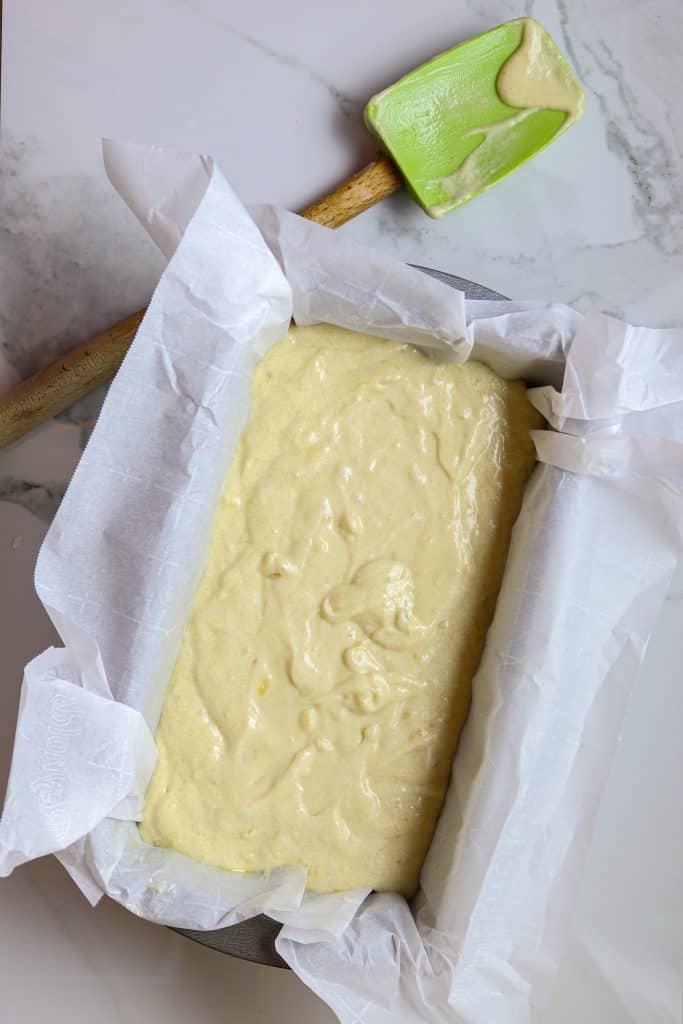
1 141 681 1023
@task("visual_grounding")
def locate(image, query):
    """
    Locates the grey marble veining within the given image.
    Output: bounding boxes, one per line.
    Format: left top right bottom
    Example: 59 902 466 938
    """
0 135 163 381
558 0 683 256
178 0 362 119
0 475 66 523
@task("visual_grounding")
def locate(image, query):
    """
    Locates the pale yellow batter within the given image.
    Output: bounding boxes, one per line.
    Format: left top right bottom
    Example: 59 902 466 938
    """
141 325 542 896
496 18 585 127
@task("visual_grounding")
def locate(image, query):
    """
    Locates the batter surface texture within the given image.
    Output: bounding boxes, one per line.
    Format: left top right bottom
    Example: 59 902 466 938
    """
141 324 541 895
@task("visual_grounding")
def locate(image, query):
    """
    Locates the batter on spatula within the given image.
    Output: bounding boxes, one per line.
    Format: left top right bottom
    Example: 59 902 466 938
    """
141 324 542 896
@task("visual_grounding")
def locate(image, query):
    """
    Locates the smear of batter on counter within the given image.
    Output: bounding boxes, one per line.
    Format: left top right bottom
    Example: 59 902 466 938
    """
141 324 542 896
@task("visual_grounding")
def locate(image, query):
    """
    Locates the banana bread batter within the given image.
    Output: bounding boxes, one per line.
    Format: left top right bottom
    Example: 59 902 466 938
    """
496 18 585 127
141 324 541 895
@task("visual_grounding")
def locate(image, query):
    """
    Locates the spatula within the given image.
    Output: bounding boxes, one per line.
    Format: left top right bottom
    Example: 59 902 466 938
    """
0 17 583 448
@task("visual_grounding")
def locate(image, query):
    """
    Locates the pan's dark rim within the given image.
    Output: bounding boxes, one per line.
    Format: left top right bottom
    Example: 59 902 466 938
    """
410 265 507 302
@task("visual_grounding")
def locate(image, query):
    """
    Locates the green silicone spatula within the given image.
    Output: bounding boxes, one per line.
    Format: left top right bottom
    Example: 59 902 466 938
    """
0 17 584 447
365 17 584 217
303 16 584 224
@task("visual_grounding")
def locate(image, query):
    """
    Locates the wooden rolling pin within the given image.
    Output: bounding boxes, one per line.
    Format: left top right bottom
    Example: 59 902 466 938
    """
0 155 402 448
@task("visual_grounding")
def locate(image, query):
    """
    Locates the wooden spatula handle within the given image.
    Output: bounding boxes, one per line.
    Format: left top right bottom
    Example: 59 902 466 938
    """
299 152 402 227
0 154 402 449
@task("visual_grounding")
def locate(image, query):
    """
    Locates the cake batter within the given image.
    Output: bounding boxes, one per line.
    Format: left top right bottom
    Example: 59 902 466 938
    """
141 324 542 895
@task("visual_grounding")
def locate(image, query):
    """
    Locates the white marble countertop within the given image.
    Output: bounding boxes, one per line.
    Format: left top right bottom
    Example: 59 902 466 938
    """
1 2 681 1021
